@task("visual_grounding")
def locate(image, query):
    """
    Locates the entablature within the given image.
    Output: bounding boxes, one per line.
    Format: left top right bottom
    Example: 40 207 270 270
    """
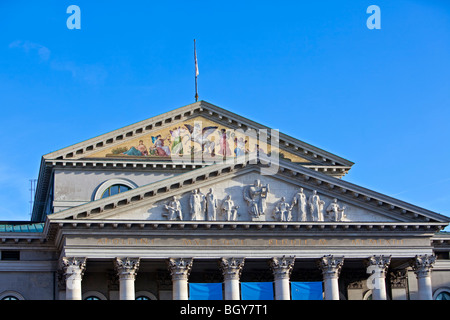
46 157 450 227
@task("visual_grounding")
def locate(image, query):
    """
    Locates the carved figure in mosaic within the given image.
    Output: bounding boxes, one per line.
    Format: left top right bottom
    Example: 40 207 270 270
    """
326 198 346 221
163 196 183 220
136 140 148 156
234 137 247 156
221 195 239 221
189 189 203 220
308 190 325 221
169 126 188 155
243 180 269 218
152 135 171 156
273 197 292 222
184 123 218 156
292 187 308 221
218 129 232 157
205 188 218 221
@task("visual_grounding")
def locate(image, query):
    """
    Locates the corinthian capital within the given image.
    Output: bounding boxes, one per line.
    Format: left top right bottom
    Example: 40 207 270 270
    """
318 255 344 280
115 257 140 280
60 257 87 278
411 254 436 278
269 256 296 280
168 258 193 281
219 257 245 281
366 255 391 275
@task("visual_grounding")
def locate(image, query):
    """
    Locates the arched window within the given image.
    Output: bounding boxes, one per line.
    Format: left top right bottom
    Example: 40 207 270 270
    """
1 295 19 300
135 291 157 300
93 179 138 200
82 291 107 300
101 184 131 198
0 291 24 300
434 288 450 300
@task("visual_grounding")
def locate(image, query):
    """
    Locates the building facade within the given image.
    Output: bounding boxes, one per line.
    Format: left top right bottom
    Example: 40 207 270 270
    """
1 101 449 300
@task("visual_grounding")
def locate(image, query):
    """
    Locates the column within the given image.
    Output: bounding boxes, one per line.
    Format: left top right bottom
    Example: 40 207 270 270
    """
60 257 87 300
115 257 140 300
220 257 245 300
168 258 193 300
269 256 295 300
411 254 435 300
366 255 391 300
318 255 344 300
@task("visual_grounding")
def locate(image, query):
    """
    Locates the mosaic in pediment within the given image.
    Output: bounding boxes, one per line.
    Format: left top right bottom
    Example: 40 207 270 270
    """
87 116 308 164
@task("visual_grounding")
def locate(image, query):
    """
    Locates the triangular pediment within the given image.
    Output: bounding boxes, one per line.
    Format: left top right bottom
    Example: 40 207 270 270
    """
34 101 357 222
47 158 450 229
42 101 354 174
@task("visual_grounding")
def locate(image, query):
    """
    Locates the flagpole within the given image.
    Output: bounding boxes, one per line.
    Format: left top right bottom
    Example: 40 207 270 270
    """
194 39 199 102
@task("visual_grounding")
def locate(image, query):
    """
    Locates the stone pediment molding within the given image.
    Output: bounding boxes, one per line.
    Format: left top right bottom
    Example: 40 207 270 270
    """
42 100 354 169
33 100 354 221
46 156 450 228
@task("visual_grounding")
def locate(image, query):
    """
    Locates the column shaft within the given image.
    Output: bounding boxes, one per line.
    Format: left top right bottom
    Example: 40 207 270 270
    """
168 258 193 300
60 257 87 301
366 255 391 300
318 255 344 300
269 256 295 300
220 258 245 300
115 257 140 300
411 255 435 300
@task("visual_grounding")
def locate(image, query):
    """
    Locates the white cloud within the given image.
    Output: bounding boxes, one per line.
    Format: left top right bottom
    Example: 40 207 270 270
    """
9 40 51 61
50 60 108 85
8 40 107 85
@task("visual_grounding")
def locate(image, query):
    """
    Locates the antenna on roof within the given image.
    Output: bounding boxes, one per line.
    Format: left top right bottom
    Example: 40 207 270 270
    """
194 39 199 102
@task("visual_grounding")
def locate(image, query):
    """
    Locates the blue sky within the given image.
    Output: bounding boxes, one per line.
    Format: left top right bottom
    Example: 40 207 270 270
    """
0 0 449 227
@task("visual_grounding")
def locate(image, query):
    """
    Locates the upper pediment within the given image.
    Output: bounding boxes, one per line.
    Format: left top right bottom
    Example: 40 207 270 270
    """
47 158 450 230
42 101 354 175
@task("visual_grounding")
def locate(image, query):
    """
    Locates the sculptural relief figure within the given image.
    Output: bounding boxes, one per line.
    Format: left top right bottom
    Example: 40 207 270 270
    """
221 195 239 221
292 188 308 221
308 190 325 221
273 197 292 222
243 180 269 218
205 188 218 221
189 189 203 220
326 198 346 222
163 196 183 220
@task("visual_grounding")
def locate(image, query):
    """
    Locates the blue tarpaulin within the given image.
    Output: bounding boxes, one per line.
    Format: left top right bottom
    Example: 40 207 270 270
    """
291 282 323 300
189 283 223 300
241 282 274 300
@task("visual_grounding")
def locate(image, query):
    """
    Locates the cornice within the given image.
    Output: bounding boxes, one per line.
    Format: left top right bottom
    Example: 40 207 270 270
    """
46 156 450 227
50 219 445 234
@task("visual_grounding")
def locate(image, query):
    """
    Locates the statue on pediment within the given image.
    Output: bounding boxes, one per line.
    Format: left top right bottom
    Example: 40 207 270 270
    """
221 195 239 221
292 188 308 221
308 190 325 221
273 197 292 222
163 196 183 220
190 189 204 220
243 180 269 219
326 198 346 222
205 188 218 221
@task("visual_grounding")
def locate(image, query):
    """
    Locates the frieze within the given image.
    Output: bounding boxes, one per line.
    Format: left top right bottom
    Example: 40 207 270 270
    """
160 182 349 223
87 236 411 247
